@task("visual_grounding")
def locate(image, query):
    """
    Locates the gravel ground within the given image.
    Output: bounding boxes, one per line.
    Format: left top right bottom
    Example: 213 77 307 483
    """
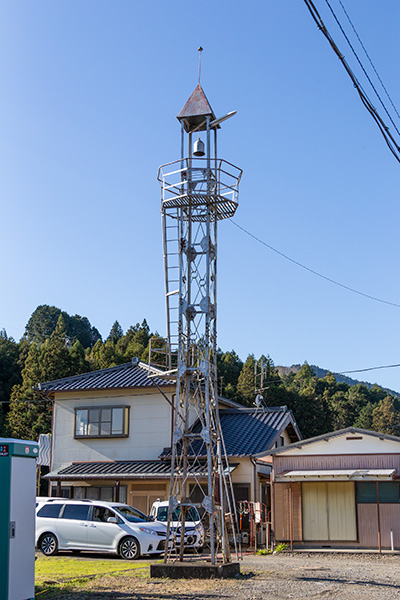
46 552 400 599
235 553 400 600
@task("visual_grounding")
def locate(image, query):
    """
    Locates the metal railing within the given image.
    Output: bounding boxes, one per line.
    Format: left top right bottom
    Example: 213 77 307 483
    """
158 157 242 212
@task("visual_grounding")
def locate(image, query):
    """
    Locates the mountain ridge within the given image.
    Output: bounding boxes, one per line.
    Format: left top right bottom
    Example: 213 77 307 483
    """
276 364 400 398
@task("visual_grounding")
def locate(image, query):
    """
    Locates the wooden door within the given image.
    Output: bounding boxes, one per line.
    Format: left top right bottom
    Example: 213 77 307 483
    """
129 482 167 515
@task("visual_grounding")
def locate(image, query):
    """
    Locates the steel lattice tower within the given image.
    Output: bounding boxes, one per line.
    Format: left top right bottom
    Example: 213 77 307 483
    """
155 76 242 564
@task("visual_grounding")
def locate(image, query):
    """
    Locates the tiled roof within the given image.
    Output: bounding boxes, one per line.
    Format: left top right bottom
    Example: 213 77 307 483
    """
46 460 207 480
35 360 173 393
218 407 296 456
160 407 299 458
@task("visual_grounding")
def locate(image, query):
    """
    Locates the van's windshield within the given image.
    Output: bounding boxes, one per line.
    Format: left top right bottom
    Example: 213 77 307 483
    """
156 505 200 522
113 505 150 523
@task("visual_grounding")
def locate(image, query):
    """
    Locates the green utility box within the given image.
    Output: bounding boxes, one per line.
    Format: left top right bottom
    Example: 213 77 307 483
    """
0 437 39 600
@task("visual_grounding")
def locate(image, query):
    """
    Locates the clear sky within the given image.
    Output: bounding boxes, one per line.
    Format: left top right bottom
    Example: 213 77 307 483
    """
1 1 400 391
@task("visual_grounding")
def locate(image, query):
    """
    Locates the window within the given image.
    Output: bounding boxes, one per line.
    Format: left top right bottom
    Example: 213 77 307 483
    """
72 485 127 503
50 485 70 498
37 503 63 518
357 482 400 503
61 504 91 520
75 406 129 438
113 506 148 523
92 506 121 524
156 505 200 522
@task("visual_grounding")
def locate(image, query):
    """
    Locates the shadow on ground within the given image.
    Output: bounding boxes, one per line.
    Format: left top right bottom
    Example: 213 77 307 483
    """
35 588 226 600
297 573 400 591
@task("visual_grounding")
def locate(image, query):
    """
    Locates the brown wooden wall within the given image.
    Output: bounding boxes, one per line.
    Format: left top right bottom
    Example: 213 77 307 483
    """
358 504 400 548
274 480 400 548
273 482 302 542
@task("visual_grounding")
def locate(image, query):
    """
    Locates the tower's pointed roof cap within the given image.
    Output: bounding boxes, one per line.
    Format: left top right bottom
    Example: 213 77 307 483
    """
177 84 216 132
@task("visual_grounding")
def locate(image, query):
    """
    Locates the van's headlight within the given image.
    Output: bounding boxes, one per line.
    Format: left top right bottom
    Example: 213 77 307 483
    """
139 527 158 536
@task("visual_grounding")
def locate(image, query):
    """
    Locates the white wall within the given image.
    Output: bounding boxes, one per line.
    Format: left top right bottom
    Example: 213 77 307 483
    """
52 388 174 470
277 433 400 456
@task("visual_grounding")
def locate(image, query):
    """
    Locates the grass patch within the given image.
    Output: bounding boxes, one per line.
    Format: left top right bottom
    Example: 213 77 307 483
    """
36 556 150 582
35 555 151 597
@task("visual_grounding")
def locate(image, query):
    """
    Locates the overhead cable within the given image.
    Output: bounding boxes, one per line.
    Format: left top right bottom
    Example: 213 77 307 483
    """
339 363 400 375
325 0 400 138
230 219 400 308
337 0 400 124
302 0 400 163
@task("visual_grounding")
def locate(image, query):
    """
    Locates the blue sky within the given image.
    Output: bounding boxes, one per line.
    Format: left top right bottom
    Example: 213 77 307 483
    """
1 1 400 391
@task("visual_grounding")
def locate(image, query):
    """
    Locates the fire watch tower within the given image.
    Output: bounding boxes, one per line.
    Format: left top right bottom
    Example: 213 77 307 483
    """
155 56 242 565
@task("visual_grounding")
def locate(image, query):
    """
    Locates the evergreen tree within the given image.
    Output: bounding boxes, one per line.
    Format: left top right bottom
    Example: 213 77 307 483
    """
0 330 22 406
216 349 243 399
354 402 374 430
6 316 87 440
25 305 101 348
108 321 124 343
283 363 330 438
237 354 256 406
65 314 101 348
372 396 400 436
117 320 151 361
329 390 353 430
69 340 91 374
24 305 62 344
88 339 125 370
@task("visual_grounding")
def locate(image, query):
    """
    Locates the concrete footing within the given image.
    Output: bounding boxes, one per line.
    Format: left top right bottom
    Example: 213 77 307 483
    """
150 561 240 579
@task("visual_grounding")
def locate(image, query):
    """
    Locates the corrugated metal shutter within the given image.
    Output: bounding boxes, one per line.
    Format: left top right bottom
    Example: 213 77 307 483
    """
38 434 51 466
302 482 356 541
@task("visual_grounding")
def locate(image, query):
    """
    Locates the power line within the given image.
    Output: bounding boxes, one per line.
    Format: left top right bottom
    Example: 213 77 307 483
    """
339 363 400 375
230 219 400 308
302 0 400 163
337 0 400 124
324 0 400 138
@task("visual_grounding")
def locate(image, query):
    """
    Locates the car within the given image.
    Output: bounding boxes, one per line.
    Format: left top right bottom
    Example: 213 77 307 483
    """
35 498 167 559
149 499 204 551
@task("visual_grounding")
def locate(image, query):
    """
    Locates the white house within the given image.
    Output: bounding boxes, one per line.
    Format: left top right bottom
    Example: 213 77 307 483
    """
36 358 301 518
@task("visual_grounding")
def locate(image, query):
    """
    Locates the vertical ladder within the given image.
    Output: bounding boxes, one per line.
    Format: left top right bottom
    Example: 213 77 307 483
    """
162 207 180 368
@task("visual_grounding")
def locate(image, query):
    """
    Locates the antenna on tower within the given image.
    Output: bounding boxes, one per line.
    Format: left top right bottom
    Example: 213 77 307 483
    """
198 46 203 84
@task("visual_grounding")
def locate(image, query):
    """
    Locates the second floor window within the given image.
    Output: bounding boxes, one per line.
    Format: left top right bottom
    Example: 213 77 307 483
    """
75 406 129 438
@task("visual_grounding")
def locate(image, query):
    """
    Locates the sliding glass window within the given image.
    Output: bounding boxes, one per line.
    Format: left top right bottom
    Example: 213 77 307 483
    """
75 406 129 438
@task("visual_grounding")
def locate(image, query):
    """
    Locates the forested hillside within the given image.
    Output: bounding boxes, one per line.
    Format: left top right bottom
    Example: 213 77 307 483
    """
276 364 399 399
1 304 399 441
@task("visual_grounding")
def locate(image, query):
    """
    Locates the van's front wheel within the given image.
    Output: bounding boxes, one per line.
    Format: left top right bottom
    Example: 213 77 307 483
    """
119 536 140 560
39 533 58 556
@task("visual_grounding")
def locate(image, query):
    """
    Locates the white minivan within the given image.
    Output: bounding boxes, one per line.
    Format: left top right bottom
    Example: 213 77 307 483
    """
36 498 167 559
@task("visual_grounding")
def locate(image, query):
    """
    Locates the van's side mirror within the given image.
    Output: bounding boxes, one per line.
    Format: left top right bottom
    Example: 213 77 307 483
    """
107 517 117 524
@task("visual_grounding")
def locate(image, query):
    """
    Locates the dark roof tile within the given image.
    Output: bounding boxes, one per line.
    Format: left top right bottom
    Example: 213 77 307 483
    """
160 407 297 458
46 460 208 480
36 360 173 393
